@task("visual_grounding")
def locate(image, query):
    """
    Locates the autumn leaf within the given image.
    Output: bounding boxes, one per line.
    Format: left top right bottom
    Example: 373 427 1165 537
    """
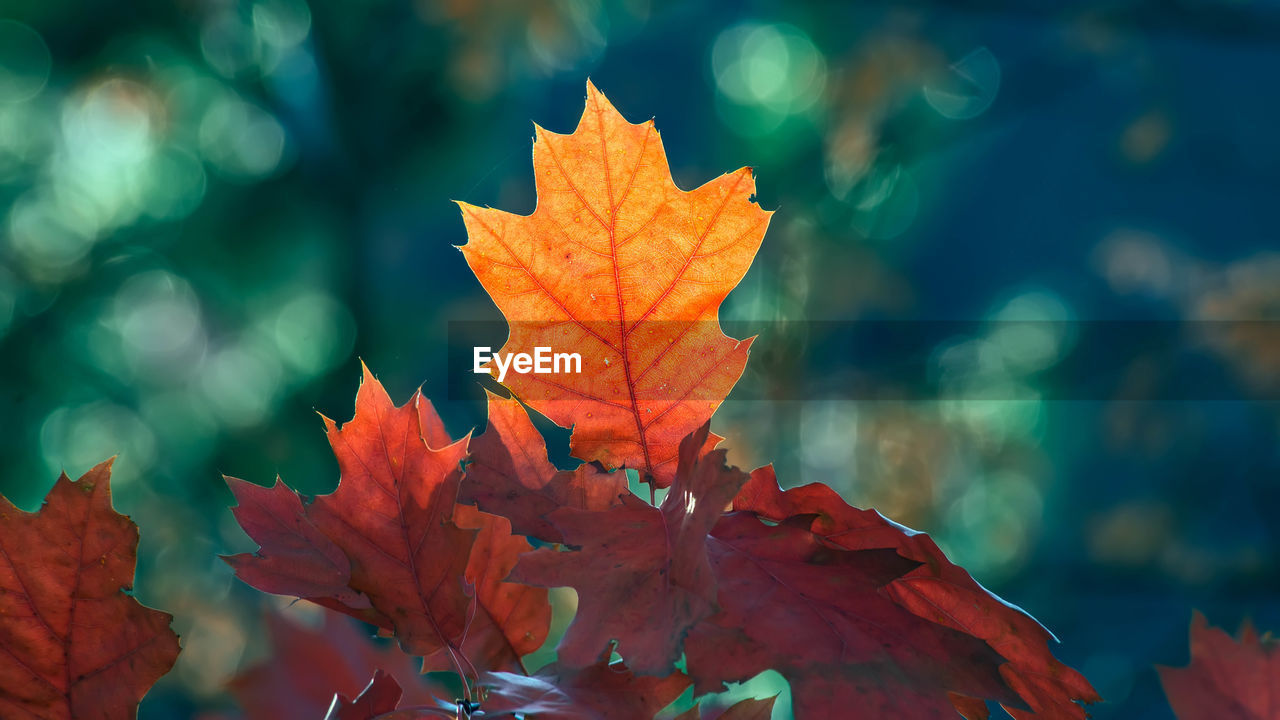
1157 611 1279 720
480 650 692 720
732 467 1100 719
459 390 629 543
459 80 770 488
683 512 1021 720
510 422 747 674
225 365 550 673
222 475 375 625
227 610 446 720
0 460 181 720
324 670 404 720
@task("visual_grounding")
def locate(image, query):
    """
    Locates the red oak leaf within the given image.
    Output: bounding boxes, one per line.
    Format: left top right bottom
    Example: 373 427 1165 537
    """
225 366 550 674
227 610 444 720
510 423 746 674
683 512 1021 720
308 369 476 662
459 81 768 488
674 696 777 720
481 650 691 720
0 460 180 720
732 467 1100 719
459 391 629 543
1158 611 1279 720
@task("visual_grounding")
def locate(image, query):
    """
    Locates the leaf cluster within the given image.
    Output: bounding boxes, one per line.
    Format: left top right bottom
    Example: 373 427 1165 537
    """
0 83 1113 720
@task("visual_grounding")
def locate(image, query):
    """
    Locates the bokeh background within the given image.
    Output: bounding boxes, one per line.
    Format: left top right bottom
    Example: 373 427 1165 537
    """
1 1 1277 717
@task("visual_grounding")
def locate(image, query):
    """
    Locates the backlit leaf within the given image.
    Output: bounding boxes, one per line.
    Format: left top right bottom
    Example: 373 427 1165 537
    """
225 366 550 674
459 81 770 487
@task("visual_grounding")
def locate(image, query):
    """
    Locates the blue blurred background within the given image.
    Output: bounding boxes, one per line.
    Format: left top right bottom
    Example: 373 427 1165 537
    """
0 1 1276 717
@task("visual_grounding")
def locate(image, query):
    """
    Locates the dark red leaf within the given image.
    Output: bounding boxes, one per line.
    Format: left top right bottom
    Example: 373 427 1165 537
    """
227 610 444 720
460 391 629 544
0 460 180 720
684 512 1020 720
732 466 1099 719
324 670 403 720
224 476 381 625
510 422 746 673
1158 611 1280 720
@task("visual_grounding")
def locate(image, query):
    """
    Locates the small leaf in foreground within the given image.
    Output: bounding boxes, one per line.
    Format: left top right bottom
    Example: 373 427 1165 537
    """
323 670 403 720
1158 611 1279 720
227 610 444 720
0 460 180 720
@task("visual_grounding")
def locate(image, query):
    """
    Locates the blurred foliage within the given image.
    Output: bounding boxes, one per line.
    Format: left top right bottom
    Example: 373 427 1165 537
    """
0 1 1277 718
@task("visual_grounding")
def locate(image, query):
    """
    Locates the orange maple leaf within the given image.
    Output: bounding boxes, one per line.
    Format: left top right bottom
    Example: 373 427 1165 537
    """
458 81 771 487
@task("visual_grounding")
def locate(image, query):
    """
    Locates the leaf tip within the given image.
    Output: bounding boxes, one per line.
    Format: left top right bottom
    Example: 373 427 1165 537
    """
72 458 116 497
350 361 396 420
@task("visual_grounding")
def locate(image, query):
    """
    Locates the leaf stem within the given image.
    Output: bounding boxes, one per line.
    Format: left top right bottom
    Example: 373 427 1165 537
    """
443 643 473 702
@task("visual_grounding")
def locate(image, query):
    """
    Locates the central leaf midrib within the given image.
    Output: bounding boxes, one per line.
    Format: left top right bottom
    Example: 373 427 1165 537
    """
592 98 654 480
